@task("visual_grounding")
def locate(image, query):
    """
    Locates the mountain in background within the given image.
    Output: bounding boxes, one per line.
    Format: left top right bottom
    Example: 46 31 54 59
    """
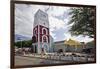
15 34 31 42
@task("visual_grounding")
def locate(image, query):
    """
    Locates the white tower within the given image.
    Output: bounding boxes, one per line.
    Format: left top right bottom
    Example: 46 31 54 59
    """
32 9 50 54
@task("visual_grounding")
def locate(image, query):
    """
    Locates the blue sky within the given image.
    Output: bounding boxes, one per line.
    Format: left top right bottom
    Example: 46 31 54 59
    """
15 4 94 43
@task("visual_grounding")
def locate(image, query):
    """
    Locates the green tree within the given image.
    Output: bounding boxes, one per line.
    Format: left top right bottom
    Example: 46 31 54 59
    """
15 40 32 48
68 7 95 38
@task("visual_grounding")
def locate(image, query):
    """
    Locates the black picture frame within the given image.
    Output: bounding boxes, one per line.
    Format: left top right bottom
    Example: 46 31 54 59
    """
11 0 96 68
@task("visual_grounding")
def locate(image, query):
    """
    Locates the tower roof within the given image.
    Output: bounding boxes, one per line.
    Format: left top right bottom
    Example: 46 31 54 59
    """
34 9 49 28
35 9 48 17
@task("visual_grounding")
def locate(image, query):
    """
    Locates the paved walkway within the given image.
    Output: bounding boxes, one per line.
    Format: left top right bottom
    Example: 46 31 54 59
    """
15 52 95 63
15 56 70 66
21 54 84 62
21 53 94 62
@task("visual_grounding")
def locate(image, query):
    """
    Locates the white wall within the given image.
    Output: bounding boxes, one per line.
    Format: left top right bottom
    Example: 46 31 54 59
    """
0 0 100 69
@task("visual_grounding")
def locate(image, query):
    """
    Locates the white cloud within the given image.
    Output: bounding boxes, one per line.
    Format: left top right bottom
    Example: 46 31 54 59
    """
50 31 56 40
15 4 34 37
15 4 50 37
47 6 69 16
49 16 66 30
15 4 68 38
31 5 50 12
15 4 93 43
64 32 71 40
49 15 67 40
64 33 94 43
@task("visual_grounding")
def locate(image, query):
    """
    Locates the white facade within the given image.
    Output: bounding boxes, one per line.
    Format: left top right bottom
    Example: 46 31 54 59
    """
32 9 50 54
34 9 49 28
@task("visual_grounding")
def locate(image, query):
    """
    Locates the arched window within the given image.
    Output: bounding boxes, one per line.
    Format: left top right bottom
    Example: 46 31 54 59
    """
42 28 47 35
43 36 46 42
34 28 37 34
43 29 46 34
32 35 37 43
34 30 36 34
42 35 48 43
